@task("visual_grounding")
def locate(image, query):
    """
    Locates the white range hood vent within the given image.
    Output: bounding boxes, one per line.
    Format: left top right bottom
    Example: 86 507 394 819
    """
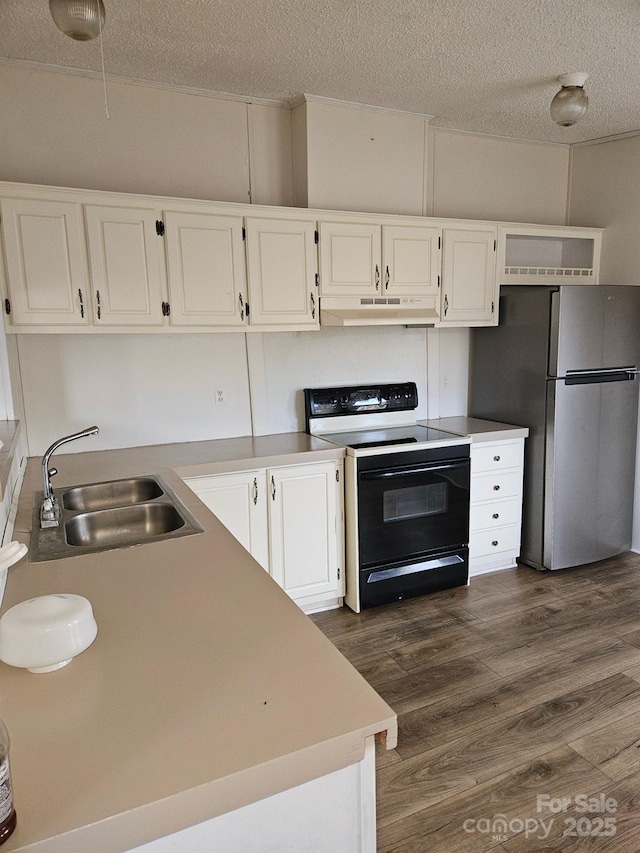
319 296 439 327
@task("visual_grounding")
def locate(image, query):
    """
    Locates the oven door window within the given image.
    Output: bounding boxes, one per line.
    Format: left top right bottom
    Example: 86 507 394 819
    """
358 459 469 567
383 481 447 523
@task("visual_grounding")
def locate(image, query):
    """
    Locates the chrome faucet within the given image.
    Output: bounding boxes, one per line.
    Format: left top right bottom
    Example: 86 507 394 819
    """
40 426 99 528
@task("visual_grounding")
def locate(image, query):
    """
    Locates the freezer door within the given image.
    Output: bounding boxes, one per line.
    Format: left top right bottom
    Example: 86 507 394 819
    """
550 286 640 377
544 373 639 570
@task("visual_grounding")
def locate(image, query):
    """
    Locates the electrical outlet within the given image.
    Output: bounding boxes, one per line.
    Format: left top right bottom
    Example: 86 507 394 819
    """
442 375 449 389
215 388 225 406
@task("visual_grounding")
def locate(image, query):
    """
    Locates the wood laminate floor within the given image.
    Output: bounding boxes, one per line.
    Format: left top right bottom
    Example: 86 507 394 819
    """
311 553 640 852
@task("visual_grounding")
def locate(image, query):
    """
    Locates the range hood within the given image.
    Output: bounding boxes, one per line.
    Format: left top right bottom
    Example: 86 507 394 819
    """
319 296 439 327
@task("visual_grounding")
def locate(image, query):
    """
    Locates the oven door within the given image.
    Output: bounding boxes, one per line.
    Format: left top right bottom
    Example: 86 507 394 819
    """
357 446 470 568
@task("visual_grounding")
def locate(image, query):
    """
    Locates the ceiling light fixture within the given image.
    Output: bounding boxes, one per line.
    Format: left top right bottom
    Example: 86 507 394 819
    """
550 72 589 127
49 0 106 41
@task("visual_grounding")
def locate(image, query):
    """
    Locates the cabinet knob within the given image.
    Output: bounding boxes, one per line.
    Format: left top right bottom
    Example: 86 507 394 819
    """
493 455 501 462
492 513 499 519
493 484 500 491
492 540 499 547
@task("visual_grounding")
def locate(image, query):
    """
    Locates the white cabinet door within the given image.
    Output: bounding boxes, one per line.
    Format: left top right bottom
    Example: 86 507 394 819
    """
440 228 497 326
164 211 248 327
318 222 381 296
0 198 90 326
184 472 269 571
382 225 441 296
245 218 318 326
84 205 165 326
268 462 342 602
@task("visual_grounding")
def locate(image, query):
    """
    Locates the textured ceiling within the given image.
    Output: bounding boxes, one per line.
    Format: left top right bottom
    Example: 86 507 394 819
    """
1 0 639 144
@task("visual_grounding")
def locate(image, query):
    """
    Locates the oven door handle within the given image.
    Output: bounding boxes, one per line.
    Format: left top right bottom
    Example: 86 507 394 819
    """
360 460 469 480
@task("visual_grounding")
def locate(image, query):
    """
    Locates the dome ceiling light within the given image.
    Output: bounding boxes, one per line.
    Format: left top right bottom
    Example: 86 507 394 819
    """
49 0 106 41
550 72 589 127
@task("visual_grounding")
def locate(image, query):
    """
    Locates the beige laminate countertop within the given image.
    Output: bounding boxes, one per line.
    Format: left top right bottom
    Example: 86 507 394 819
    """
1 434 396 853
419 416 529 442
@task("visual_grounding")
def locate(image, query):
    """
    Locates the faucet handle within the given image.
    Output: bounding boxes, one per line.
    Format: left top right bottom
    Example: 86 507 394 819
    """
48 467 58 479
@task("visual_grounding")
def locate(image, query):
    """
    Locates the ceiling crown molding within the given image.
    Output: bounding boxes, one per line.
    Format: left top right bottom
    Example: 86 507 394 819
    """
291 93 434 122
0 58 290 108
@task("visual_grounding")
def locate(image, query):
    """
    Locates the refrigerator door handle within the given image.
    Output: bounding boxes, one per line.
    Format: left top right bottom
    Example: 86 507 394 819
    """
550 366 639 385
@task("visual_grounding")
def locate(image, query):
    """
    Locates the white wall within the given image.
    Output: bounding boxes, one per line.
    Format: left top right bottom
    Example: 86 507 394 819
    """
568 136 640 284
0 67 247 202
248 327 429 435
431 130 570 224
17 334 252 454
294 99 429 216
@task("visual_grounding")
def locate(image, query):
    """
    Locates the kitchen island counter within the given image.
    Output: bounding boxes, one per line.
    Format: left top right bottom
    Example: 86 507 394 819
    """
1 435 395 853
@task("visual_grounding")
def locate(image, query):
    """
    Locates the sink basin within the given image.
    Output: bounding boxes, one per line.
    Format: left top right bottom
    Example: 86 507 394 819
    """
65 502 185 548
62 477 164 512
28 474 203 562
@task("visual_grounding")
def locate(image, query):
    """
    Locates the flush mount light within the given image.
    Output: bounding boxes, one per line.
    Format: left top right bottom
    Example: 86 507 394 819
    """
49 0 106 41
550 72 589 127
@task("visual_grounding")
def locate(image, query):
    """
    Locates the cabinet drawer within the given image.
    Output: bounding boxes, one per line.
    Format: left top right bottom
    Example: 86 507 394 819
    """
470 498 521 532
471 470 522 502
470 525 521 558
472 441 523 473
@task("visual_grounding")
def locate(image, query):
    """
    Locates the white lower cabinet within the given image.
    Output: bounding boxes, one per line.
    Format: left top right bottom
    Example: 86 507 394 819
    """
184 460 344 612
184 470 269 571
469 438 525 575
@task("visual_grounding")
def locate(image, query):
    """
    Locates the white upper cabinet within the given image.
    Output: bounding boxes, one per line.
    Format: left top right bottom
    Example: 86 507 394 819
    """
0 197 90 326
84 205 165 326
382 225 441 296
163 211 247 327
319 222 440 297
497 225 603 286
0 182 604 333
318 222 381 295
439 227 497 326
245 218 318 327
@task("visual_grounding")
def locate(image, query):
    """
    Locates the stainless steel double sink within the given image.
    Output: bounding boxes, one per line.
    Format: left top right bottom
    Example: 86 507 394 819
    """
29 475 203 562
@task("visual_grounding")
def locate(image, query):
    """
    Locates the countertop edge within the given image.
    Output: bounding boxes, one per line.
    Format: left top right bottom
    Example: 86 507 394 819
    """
18 726 396 853
0 421 22 500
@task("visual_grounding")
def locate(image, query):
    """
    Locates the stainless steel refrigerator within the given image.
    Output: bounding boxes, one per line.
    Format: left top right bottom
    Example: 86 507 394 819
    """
470 285 640 571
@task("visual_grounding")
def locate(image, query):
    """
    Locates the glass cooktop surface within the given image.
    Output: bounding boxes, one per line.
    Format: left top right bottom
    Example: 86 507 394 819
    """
321 425 458 450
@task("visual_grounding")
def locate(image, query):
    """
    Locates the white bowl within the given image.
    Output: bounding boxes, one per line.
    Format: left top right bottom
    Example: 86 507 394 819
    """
0 594 97 673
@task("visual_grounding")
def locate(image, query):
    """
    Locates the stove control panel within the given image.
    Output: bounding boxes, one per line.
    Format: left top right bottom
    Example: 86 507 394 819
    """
304 382 418 422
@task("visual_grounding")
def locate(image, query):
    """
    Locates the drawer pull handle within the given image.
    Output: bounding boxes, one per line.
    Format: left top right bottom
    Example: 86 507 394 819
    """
493 455 501 462
492 540 499 547
492 513 499 519
493 485 500 491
